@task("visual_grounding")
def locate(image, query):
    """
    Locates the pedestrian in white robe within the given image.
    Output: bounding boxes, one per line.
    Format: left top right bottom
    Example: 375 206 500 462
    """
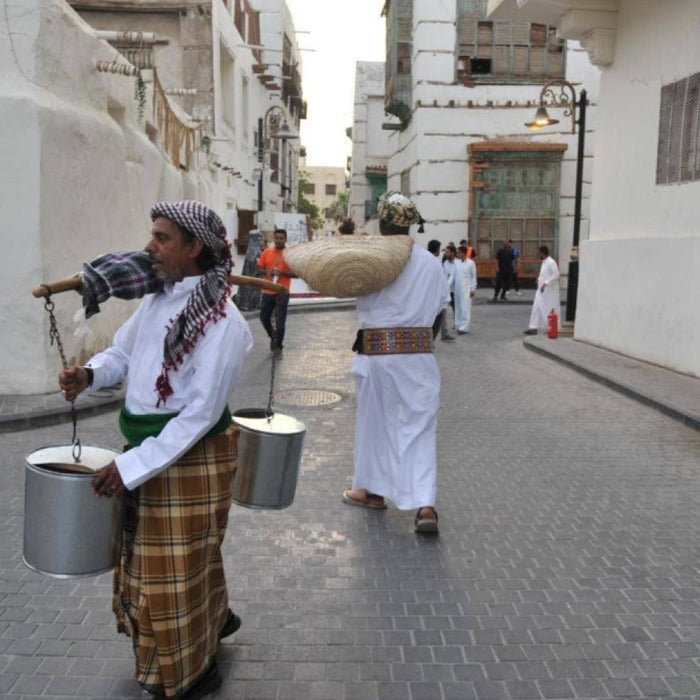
453 245 477 333
342 192 450 534
525 245 560 334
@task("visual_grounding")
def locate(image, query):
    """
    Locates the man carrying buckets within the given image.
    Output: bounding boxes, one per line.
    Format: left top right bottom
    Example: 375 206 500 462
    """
59 201 253 699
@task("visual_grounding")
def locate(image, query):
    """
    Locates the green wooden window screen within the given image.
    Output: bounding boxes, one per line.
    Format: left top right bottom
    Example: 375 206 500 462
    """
472 156 562 267
456 0 565 84
385 0 413 128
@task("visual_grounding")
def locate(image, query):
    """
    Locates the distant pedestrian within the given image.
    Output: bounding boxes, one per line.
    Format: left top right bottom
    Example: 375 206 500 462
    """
342 191 449 534
442 244 456 310
454 245 477 334
509 239 522 294
257 229 296 355
428 239 455 341
459 238 475 259
493 240 514 302
524 245 560 335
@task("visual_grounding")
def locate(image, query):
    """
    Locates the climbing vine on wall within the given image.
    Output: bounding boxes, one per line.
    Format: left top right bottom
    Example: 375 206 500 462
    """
134 72 146 124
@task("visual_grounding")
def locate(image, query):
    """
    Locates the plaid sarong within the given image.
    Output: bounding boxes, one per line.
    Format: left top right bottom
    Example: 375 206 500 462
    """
112 426 238 698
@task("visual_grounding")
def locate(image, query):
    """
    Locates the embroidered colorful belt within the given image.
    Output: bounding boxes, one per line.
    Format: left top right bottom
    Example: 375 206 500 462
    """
354 327 434 355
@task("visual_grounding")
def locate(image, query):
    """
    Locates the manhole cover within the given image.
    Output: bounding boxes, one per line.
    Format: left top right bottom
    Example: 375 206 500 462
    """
274 389 342 407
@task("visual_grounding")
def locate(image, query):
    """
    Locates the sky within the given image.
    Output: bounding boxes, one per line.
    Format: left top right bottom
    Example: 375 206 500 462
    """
284 0 386 168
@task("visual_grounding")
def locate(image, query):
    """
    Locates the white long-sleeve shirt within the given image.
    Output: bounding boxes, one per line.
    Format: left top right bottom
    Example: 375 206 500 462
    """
442 259 455 293
84 276 253 490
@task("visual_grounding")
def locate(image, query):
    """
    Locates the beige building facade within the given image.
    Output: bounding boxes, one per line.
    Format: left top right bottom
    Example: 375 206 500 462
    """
302 165 348 233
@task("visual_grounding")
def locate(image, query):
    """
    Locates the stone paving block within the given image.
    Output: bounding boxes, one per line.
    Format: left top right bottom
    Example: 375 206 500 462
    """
537 678 574 698
633 675 672 696
43 674 85 695
441 681 476 699
471 679 510 699
374 682 411 700
506 679 543 699
344 680 379 699
602 677 639 696
75 675 116 696
241 680 280 699
570 678 610 697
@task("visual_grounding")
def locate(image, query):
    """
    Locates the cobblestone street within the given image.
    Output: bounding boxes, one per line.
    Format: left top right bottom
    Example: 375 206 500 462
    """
3 297 700 699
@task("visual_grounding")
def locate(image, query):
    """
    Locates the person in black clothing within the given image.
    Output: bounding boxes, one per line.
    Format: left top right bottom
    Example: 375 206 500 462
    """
493 241 514 301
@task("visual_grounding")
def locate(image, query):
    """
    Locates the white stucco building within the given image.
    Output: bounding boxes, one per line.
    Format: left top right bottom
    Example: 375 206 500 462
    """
349 61 393 235
366 0 600 283
488 0 700 377
302 165 348 233
0 0 303 394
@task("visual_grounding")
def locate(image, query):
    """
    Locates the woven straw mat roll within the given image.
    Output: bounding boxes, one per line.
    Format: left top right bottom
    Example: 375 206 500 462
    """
283 235 414 298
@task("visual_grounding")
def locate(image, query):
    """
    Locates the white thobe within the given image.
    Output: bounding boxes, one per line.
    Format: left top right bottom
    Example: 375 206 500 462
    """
528 256 561 330
83 276 254 489
442 259 455 294
453 258 477 332
352 245 450 510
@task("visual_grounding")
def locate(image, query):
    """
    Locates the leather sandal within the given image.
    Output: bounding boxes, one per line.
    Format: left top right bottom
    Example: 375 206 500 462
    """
414 507 439 534
342 488 387 510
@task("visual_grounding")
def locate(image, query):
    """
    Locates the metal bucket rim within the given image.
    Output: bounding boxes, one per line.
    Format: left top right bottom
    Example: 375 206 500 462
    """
232 409 306 436
26 444 120 478
22 555 117 580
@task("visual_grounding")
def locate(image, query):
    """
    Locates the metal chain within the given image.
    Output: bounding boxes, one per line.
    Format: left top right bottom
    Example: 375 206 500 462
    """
266 296 280 418
44 295 82 462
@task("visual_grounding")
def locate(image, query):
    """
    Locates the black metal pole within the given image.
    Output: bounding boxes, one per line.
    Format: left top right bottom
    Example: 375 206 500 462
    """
565 88 587 323
257 117 264 212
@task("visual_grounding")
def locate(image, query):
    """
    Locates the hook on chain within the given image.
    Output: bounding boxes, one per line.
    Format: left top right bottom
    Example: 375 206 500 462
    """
43 289 82 463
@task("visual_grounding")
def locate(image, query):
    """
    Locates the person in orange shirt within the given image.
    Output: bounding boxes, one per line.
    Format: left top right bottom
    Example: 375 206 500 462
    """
257 229 295 355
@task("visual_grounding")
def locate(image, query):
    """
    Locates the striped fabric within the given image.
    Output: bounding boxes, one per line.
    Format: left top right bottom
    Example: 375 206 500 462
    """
150 201 233 406
358 327 434 355
82 251 160 318
112 426 238 698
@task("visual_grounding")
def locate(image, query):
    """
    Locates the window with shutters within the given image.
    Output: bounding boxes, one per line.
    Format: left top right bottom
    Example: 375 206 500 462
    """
468 144 566 279
384 0 413 129
656 72 700 185
456 0 564 85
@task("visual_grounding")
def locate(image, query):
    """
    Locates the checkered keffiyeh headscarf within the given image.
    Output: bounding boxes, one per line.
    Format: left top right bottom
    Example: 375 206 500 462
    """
81 201 232 406
377 191 426 233
150 201 233 405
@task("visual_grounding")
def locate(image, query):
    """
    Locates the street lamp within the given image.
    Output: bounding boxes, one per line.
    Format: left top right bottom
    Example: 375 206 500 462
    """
257 105 298 212
526 79 587 323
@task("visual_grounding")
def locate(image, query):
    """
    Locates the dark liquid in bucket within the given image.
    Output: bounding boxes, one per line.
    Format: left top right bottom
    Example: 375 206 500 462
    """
33 463 95 475
234 409 274 420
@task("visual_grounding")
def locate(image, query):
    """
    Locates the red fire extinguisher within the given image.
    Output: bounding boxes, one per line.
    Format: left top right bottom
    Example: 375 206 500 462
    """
547 309 558 339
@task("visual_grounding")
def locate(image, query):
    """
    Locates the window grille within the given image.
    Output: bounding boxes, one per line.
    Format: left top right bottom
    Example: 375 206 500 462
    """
456 0 564 85
325 183 337 196
656 72 700 185
385 0 413 128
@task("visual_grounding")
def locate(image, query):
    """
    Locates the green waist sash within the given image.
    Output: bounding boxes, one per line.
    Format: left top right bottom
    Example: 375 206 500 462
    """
119 404 232 447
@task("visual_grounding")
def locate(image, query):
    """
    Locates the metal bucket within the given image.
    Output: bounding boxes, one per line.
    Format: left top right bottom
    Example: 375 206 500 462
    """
231 409 306 509
23 445 122 578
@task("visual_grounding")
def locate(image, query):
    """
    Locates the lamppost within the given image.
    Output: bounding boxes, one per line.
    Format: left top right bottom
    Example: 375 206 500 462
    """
257 105 298 213
526 79 587 323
